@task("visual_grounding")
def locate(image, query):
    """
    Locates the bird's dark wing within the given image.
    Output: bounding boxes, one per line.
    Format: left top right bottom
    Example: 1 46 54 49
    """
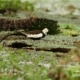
26 30 42 34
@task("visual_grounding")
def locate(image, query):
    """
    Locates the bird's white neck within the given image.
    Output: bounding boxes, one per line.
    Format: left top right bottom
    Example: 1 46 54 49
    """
42 28 49 35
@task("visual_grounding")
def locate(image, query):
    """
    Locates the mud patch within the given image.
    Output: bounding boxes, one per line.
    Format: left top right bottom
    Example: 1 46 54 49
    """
24 47 71 53
8 42 32 48
6 41 71 53
48 48 71 53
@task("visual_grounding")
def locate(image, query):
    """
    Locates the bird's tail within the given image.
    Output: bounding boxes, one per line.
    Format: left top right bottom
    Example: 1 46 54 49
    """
0 31 26 43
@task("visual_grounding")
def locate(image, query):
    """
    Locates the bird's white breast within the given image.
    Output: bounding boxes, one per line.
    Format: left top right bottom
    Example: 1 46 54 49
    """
27 33 43 38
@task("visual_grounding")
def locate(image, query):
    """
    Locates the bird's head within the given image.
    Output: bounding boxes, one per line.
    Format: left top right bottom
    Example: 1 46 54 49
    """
42 28 49 35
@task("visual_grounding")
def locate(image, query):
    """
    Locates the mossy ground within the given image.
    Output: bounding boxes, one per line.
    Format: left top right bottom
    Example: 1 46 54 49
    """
0 23 80 80
0 12 80 80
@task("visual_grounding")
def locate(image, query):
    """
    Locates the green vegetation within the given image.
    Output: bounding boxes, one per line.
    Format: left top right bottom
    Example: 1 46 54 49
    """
0 46 80 80
0 0 80 79
0 0 34 11
59 23 80 36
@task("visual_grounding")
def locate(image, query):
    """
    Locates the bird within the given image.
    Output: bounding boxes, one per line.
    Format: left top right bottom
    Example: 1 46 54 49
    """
25 28 49 40
0 28 49 42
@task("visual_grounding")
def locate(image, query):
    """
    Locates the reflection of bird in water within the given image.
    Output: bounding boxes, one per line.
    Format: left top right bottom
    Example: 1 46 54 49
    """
0 28 49 43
